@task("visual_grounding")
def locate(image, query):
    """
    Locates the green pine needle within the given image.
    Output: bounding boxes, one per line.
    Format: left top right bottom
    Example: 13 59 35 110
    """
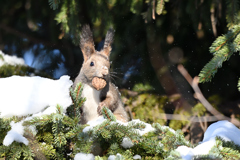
102 107 116 122
70 82 86 119
48 0 60 10
199 25 240 83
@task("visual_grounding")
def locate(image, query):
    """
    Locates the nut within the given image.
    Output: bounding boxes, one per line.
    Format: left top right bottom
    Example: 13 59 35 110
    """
92 77 107 90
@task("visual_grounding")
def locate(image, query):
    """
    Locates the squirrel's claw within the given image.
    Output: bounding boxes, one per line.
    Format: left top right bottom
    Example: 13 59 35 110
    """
97 102 106 115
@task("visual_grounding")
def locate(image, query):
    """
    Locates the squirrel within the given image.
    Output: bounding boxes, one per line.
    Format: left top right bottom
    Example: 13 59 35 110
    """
72 25 129 124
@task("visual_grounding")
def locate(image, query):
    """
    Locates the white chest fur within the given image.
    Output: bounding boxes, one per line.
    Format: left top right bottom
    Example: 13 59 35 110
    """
82 84 100 121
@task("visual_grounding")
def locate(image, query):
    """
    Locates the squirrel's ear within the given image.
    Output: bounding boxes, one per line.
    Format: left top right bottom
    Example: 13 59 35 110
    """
102 28 114 57
80 25 95 62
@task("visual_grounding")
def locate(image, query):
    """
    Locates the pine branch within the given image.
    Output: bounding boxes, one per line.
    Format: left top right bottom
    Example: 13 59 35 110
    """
54 1 69 33
199 25 240 83
48 0 61 10
226 0 240 29
102 107 116 122
66 124 85 139
70 82 85 119
156 0 166 15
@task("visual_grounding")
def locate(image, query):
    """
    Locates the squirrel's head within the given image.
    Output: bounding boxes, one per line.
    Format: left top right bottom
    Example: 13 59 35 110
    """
79 25 114 88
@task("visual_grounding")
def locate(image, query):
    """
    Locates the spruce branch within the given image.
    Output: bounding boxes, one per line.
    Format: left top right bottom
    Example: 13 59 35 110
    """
54 1 69 33
102 107 116 122
70 82 86 119
226 0 240 29
48 0 60 10
152 0 168 19
199 25 240 83
206 136 240 159
156 0 168 15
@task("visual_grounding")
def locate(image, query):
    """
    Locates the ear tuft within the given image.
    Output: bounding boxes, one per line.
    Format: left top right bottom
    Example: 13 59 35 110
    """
80 25 95 61
103 28 114 57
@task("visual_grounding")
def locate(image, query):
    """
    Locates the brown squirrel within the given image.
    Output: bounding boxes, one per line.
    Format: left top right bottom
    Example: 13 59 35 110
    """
72 25 129 124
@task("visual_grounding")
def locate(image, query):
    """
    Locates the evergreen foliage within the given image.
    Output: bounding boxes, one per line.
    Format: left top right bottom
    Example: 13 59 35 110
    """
48 0 61 10
226 0 240 29
0 64 51 78
199 25 240 84
199 0 240 91
69 82 86 119
22 105 86 159
48 0 168 44
191 137 240 160
0 81 240 159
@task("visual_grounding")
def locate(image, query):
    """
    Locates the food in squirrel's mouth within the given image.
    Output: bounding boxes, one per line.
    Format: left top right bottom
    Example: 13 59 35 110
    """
92 77 107 90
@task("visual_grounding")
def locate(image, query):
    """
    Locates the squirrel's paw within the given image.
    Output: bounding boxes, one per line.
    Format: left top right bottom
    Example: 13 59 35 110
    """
97 102 106 115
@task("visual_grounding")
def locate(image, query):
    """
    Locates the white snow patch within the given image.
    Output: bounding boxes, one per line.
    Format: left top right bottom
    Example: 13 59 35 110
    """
107 153 122 160
74 153 94 160
176 120 240 160
0 75 73 118
83 116 106 133
202 120 240 145
133 154 141 159
108 155 116 160
161 126 176 133
131 119 155 135
121 137 134 148
115 119 155 136
1 75 73 146
0 51 25 67
3 121 28 146
175 146 193 160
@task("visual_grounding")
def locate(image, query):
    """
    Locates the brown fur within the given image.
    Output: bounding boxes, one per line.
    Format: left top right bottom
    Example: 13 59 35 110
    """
73 25 129 124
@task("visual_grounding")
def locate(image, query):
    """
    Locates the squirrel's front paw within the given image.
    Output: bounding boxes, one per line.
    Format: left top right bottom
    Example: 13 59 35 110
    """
97 102 106 115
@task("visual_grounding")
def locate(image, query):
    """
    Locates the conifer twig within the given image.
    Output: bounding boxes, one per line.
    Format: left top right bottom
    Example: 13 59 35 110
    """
178 64 240 127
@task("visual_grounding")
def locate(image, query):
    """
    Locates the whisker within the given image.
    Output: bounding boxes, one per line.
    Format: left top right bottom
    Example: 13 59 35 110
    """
110 75 121 79
110 76 117 84
110 71 124 75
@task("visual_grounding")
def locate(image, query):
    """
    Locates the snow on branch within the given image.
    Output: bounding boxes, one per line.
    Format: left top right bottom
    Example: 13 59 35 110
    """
0 75 73 118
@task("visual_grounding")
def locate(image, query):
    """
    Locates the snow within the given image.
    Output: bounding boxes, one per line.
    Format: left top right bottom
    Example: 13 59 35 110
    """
131 119 155 135
83 116 106 133
202 120 240 145
3 121 29 146
74 153 95 160
161 126 176 134
133 155 141 159
108 155 116 160
108 153 122 160
0 75 73 118
175 120 240 160
116 119 155 135
0 75 73 146
121 137 134 148
0 51 25 67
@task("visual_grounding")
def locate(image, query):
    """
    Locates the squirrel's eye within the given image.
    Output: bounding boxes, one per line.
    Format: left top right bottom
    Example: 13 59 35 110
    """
90 62 94 66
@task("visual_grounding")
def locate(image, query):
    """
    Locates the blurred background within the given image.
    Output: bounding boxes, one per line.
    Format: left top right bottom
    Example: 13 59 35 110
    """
0 0 240 143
